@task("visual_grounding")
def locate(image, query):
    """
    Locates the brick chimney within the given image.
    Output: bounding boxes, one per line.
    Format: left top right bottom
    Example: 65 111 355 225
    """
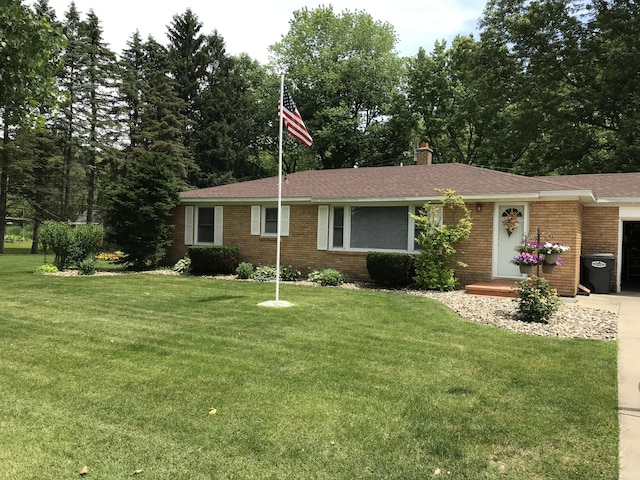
415 142 433 165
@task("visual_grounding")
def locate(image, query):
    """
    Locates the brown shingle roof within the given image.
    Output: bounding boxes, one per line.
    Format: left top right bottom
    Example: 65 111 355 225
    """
532 172 640 200
181 163 591 202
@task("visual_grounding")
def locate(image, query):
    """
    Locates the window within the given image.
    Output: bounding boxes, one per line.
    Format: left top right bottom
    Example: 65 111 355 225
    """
413 205 443 250
332 207 344 248
184 205 223 246
322 204 442 253
197 207 215 243
264 207 278 235
350 206 409 250
251 205 290 236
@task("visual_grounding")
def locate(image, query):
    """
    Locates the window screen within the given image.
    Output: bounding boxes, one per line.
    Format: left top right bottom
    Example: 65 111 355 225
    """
264 207 278 234
333 207 344 248
350 206 408 250
197 207 214 243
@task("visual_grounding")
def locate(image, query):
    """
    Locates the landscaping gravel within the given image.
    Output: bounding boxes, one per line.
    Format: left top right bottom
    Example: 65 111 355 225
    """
407 289 617 341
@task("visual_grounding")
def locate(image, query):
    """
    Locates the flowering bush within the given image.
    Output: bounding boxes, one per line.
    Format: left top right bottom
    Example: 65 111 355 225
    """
511 252 540 266
537 242 570 254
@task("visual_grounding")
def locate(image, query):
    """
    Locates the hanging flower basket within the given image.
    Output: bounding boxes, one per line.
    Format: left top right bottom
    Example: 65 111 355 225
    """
544 253 559 265
542 263 555 274
512 252 539 275
519 264 534 274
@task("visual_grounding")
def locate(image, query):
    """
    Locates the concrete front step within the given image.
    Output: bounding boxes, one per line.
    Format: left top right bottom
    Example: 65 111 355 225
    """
465 279 521 298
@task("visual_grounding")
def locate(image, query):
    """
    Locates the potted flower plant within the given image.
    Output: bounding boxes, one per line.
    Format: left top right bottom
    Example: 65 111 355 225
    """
511 252 540 274
538 242 570 265
542 257 563 274
515 242 538 254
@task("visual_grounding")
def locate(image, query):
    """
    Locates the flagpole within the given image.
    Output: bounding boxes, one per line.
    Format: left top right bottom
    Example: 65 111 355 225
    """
275 74 285 302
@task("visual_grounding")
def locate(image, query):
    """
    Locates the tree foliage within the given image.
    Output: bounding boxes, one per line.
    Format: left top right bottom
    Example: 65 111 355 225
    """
0 0 64 253
270 6 415 170
412 190 472 291
104 151 180 270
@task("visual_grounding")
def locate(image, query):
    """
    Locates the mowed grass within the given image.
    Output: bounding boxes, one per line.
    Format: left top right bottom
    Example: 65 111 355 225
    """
0 253 618 479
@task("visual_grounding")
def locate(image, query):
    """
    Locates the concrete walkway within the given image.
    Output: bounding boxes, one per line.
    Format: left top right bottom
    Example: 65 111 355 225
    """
576 293 640 480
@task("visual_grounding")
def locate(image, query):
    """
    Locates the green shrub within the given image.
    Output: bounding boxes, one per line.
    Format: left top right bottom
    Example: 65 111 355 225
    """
412 190 472 291
35 264 58 275
308 268 345 286
366 252 415 287
188 246 239 275
4 234 26 243
79 259 97 276
71 224 104 266
236 262 254 279
39 221 77 270
513 276 561 323
280 266 301 282
173 257 191 274
254 265 277 282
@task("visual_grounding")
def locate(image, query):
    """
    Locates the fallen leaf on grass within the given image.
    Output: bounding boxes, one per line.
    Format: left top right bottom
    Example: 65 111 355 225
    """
209 408 217 416
80 465 89 476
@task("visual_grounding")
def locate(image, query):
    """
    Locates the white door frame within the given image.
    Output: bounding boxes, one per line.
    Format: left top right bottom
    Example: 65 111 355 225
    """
493 203 530 278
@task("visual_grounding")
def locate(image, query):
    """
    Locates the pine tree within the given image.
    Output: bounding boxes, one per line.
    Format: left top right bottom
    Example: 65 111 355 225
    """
104 151 180 269
80 10 117 223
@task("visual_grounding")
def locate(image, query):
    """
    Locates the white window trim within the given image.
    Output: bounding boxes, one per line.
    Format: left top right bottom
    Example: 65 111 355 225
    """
251 205 290 237
193 206 223 246
325 204 442 253
184 206 194 245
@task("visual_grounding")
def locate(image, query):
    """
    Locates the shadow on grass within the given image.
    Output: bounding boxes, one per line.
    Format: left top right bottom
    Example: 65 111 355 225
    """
196 295 245 303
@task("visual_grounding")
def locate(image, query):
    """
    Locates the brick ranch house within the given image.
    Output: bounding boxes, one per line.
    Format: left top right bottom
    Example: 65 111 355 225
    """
166 148 640 297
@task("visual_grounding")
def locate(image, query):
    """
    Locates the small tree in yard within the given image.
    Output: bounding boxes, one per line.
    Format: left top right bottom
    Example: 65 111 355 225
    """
412 189 472 291
104 152 180 270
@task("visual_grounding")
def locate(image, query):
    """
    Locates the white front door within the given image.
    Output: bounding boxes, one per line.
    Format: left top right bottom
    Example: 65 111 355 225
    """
495 205 527 277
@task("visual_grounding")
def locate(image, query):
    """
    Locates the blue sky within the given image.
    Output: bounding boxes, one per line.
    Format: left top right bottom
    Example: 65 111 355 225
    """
33 0 487 62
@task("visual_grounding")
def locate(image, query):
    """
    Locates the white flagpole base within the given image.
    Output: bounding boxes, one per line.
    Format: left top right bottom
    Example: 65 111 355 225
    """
258 300 294 308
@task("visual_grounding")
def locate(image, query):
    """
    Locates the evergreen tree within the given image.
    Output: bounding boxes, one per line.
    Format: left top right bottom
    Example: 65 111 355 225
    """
104 151 180 270
56 2 87 220
167 10 262 186
80 10 117 223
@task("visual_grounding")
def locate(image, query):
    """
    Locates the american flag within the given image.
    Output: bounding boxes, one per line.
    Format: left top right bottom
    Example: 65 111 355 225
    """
279 86 313 147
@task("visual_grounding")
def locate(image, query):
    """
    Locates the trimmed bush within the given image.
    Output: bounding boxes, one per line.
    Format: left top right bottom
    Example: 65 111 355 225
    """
79 259 97 276
280 266 301 282
188 246 239 275
39 221 77 270
308 268 345 286
366 252 416 287
236 262 254 279
71 224 104 266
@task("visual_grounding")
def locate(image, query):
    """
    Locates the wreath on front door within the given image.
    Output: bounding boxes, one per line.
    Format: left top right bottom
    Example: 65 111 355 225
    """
502 208 521 237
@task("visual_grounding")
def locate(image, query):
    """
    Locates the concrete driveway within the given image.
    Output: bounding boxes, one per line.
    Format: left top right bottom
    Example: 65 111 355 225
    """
576 293 640 480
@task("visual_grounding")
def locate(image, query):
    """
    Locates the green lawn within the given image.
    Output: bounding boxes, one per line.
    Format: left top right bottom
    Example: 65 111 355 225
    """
0 252 618 479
